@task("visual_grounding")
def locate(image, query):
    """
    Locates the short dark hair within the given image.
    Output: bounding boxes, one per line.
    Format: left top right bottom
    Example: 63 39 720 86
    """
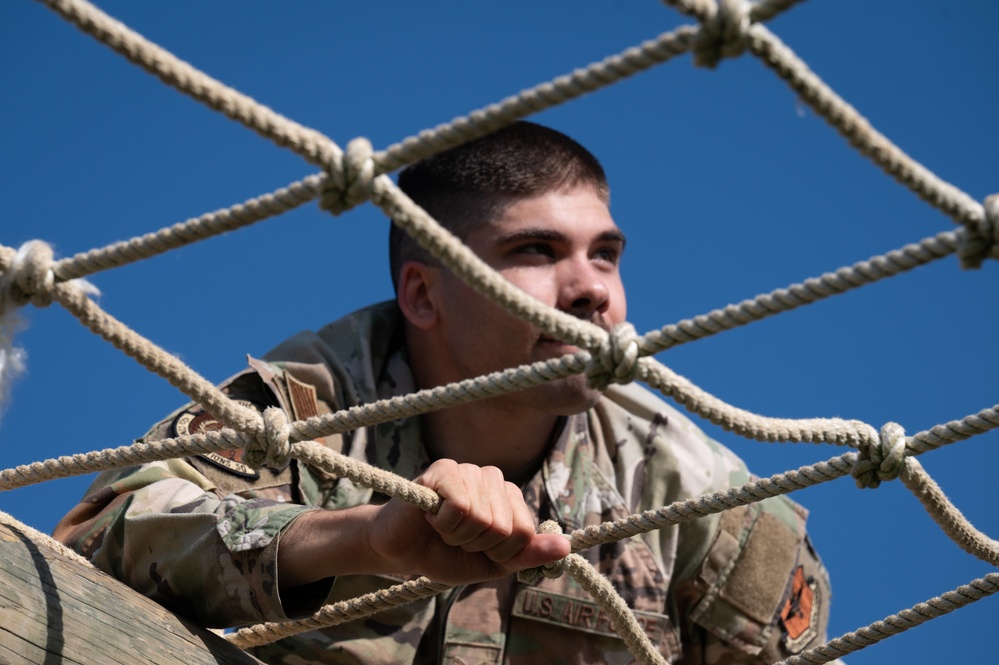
389 121 609 292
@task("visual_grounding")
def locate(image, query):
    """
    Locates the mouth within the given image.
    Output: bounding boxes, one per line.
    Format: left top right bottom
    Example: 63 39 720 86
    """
537 336 580 355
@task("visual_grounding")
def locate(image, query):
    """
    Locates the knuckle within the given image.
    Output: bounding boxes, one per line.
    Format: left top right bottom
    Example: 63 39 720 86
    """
432 458 459 473
481 465 505 481
491 521 514 540
510 520 534 543
465 506 492 530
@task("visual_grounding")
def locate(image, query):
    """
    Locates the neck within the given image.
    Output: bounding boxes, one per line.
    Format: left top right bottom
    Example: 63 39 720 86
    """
421 398 559 479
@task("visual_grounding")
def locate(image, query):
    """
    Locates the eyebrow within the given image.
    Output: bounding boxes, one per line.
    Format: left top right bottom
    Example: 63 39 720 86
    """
495 227 627 249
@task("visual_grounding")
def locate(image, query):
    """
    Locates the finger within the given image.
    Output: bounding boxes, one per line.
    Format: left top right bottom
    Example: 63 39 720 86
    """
504 533 571 573
435 464 496 547
425 462 497 546
481 482 535 562
418 460 470 535
458 469 515 553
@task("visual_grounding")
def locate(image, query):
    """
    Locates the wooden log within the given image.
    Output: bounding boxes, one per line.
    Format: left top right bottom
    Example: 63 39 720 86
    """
0 520 263 664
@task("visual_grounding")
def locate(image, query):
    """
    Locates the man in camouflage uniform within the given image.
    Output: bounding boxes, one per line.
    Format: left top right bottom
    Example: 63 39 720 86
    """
56 122 835 664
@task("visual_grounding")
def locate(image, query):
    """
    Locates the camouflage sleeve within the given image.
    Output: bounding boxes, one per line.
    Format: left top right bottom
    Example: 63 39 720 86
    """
53 456 328 628
53 370 337 628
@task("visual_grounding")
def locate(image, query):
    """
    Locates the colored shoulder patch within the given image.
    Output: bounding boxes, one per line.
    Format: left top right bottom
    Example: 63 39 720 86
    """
780 565 820 653
173 399 260 479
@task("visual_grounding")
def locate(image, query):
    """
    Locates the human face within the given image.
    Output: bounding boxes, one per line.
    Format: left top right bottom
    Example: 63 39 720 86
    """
434 186 627 415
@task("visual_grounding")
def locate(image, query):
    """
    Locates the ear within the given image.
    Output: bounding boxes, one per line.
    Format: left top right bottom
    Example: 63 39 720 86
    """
397 261 441 330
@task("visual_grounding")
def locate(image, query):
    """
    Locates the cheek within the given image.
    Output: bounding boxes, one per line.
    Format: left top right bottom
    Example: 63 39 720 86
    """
610 281 627 324
503 267 558 306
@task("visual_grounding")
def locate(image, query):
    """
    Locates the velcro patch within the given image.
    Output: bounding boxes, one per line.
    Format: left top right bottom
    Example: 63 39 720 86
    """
781 565 819 652
719 511 799 624
512 587 670 646
173 400 259 479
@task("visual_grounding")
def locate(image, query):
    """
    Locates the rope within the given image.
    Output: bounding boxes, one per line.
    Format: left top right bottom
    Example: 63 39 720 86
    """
746 22 985 232
638 358 879 447
0 509 95 568
568 454 855 551
3 1 996 662
374 25 698 173
40 0 343 171
900 458 999 567
960 193 999 269
638 228 961 353
53 174 325 282
227 577 451 650
560 552 667 665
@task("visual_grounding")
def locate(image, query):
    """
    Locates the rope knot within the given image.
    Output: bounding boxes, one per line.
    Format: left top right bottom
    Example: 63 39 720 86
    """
319 137 376 215
517 520 568 584
1 241 57 310
586 322 641 390
245 407 291 470
692 0 751 69
958 193 999 269
852 422 907 489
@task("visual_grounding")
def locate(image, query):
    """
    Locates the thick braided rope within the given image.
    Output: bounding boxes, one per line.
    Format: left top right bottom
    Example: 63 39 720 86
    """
53 278 264 434
774 573 999 665
0 509 95 568
4 332 998 567
3 243 266 434
535 521 666 665
229 519 668 663
900 457 999 567
744 22 994 262
662 0 995 266
239 444 998 650
569 453 854 550
0 349 580 490
7 384 998 576
0 219 965 402
0 350 590 491
0 217 971 440
227 577 451 650
561 553 665 665
638 357 879 446
42 0 697 188
907 402 999 453
666 0 808 25
39 0 342 171
52 174 325 282
372 26 698 173
637 228 961 353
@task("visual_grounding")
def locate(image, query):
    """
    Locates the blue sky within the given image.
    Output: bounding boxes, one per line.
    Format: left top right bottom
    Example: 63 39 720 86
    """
1 1 997 662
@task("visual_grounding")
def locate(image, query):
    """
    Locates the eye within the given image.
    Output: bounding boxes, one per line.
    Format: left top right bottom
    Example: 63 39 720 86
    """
514 243 555 258
592 246 621 266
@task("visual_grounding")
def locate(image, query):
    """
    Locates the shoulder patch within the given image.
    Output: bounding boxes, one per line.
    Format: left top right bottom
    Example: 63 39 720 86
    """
173 399 260 479
780 565 820 653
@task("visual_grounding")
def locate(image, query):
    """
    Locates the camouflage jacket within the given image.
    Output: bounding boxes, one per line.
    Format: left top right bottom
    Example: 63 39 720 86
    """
55 302 834 665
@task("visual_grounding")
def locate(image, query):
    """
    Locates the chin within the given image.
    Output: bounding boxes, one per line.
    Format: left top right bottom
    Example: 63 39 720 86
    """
523 375 603 416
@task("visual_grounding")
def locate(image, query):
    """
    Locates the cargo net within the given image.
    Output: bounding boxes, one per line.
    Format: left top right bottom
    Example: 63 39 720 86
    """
1 0 998 664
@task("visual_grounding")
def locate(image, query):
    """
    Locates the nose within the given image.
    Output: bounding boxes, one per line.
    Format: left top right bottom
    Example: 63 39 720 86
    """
556 257 610 319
